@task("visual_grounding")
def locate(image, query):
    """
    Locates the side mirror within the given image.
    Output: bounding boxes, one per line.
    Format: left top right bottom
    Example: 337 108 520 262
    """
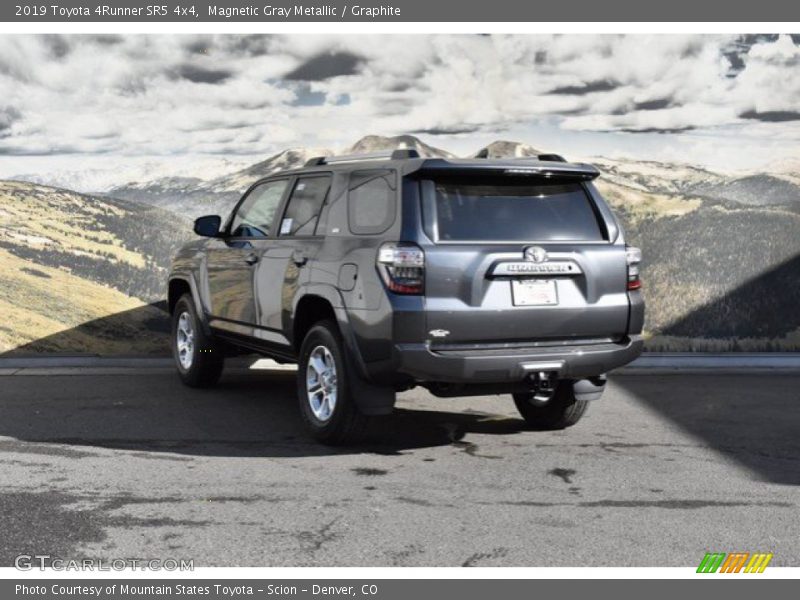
194 215 222 238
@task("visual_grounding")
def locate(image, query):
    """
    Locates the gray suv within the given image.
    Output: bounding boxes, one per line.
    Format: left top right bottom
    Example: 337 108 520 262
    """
168 149 644 443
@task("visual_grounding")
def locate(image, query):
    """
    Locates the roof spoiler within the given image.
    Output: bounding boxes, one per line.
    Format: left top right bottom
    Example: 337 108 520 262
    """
500 165 599 180
305 148 420 167
415 160 600 181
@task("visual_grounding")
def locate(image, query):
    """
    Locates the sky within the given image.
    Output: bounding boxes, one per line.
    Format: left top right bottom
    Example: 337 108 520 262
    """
1 33 800 188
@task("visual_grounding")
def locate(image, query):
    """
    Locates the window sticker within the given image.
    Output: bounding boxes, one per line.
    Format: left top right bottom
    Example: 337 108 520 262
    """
280 218 293 235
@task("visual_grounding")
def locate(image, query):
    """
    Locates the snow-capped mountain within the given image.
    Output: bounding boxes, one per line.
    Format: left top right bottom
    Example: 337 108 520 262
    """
473 140 542 158
590 157 800 207
589 157 728 196
107 137 451 218
195 147 332 195
109 148 330 217
42 134 800 219
345 135 453 158
11 156 252 195
10 168 138 195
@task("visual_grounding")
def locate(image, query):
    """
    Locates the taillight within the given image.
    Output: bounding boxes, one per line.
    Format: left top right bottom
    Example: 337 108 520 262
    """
626 246 642 291
377 242 425 295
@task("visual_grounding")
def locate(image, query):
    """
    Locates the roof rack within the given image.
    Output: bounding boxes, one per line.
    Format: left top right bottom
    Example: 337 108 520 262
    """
305 148 420 167
474 148 567 162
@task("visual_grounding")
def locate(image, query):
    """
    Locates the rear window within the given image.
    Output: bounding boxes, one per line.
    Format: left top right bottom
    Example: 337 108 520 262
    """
433 181 604 242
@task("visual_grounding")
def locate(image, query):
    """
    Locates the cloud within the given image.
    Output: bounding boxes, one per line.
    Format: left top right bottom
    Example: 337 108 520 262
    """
412 125 482 135
172 64 233 84
284 51 364 81
619 126 696 134
740 110 800 122
89 34 124 46
41 35 71 58
633 98 672 111
0 34 799 162
0 106 21 132
548 80 620 95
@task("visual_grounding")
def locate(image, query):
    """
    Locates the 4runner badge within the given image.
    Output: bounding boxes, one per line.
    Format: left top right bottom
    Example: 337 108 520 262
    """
525 246 548 263
429 329 450 338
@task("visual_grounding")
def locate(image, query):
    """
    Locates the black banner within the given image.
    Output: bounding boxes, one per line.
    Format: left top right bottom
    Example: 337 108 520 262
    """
5 580 798 600
3 0 800 22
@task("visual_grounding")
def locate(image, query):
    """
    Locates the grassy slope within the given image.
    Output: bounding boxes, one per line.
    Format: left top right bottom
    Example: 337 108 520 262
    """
0 248 167 354
597 179 800 351
0 181 189 355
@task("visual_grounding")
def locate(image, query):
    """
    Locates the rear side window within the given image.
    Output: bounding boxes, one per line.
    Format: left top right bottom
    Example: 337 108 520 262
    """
279 175 331 236
348 170 397 235
433 181 604 242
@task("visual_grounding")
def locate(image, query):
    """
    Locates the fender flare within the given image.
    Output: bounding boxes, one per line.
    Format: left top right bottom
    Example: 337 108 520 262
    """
291 283 370 380
168 272 211 335
291 284 395 415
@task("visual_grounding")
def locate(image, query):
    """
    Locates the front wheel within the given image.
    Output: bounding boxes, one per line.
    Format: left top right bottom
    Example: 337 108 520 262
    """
513 381 589 430
297 320 368 444
172 294 224 388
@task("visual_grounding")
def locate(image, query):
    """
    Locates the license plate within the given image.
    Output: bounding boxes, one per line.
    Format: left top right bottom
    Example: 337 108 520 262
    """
511 279 558 306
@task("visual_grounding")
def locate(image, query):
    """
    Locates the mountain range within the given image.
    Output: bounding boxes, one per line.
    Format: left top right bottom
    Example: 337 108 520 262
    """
4 133 800 353
106 135 800 219
107 136 455 218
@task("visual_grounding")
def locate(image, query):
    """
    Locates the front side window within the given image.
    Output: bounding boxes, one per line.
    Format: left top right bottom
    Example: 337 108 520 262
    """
229 179 288 238
433 180 604 242
279 175 331 237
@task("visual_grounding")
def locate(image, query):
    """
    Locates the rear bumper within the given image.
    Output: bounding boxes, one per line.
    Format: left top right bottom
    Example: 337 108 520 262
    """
393 335 643 383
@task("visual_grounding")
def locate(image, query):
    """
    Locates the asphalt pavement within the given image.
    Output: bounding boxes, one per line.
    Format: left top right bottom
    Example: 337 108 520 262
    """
0 365 798 567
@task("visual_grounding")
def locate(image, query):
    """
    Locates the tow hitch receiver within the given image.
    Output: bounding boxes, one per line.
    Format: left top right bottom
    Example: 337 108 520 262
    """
532 370 557 393
520 361 564 404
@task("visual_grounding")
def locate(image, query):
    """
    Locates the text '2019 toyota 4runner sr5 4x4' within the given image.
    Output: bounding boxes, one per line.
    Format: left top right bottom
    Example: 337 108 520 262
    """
168 149 644 443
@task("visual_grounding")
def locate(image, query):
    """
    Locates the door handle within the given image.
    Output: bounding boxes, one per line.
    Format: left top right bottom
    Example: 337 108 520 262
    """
244 253 260 265
293 253 308 267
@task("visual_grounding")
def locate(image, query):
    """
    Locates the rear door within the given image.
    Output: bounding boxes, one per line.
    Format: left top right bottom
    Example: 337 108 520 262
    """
418 174 630 346
255 174 331 340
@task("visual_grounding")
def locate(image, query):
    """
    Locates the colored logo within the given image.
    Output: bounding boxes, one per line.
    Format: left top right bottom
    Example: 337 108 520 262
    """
697 552 773 573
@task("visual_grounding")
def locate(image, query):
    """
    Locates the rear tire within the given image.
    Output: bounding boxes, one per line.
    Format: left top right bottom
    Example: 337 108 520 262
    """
513 381 589 430
297 319 368 445
172 294 224 388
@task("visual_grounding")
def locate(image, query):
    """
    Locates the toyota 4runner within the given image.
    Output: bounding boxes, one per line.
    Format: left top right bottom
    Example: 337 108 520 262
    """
168 149 644 443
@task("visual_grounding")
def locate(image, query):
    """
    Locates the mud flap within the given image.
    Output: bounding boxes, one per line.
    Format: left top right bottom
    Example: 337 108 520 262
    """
342 357 395 415
349 372 396 415
572 376 607 402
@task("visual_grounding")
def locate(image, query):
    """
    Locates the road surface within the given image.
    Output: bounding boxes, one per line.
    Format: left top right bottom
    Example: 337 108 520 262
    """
0 366 797 567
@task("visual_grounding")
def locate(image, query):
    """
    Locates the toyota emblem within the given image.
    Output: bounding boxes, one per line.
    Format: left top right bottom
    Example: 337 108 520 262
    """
524 246 548 263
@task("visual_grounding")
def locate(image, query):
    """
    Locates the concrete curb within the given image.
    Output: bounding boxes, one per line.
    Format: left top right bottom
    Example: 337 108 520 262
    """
0 354 799 375
617 353 800 374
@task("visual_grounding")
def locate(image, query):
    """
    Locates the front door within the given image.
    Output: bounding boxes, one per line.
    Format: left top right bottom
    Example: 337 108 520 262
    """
206 178 290 333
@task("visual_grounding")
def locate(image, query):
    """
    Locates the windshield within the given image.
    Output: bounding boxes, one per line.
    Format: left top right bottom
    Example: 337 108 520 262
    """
432 180 605 242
